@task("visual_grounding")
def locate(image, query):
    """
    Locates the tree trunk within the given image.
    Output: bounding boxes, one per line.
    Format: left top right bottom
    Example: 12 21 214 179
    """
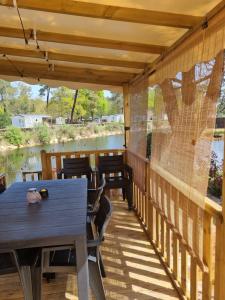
70 90 79 124
46 87 50 107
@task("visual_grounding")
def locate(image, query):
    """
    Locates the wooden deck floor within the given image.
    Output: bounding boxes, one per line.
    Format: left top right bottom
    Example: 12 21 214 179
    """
0 195 179 300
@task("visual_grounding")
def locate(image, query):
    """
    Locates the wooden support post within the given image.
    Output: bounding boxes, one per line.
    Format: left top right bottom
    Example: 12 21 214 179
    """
41 150 52 180
214 130 225 300
123 84 130 148
41 150 48 180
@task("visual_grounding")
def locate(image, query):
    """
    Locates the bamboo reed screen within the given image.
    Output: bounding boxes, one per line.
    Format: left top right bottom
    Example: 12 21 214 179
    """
128 78 148 157
149 8 225 86
151 50 224 202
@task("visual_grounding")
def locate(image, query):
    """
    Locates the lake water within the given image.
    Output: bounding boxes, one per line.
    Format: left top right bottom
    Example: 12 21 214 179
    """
212 140 224 163
0 135 223 186
0 134 124 185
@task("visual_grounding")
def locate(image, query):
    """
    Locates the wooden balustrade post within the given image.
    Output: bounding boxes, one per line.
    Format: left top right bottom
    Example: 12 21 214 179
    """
202 212 212 300
214 216 223 300
215 183 225 297
214 129 225 300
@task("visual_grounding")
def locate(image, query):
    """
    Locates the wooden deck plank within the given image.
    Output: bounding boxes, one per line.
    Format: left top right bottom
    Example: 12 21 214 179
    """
0 194 179 300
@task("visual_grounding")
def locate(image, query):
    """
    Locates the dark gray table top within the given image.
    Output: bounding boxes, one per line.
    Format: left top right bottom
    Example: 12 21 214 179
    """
0 179 87 250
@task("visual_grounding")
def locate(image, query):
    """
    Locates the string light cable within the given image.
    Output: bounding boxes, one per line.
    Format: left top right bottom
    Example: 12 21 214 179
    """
13 0 28 45
2 54 23 77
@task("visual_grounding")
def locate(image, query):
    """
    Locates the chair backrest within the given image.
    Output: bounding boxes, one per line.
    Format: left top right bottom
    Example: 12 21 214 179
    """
0 174 6 193
98 155 124 175
0 253 17 275
63 157 92 180
88 178 105 211
94 195 112 242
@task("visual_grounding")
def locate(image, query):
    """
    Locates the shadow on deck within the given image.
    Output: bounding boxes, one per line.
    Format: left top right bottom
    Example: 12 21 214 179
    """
0 194 179 300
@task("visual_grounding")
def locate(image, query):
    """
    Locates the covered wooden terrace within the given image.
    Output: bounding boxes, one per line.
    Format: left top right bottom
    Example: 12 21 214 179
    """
0 1 225 300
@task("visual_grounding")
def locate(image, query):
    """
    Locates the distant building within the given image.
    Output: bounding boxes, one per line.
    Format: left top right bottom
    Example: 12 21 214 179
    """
55 117 65 125
11 114 51 128
102 114 124 123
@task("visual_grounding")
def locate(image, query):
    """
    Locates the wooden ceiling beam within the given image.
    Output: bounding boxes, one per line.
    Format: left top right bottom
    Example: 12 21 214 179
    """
0 46 147 69
0 26 167 54
0 58 135 85
0 0 203 29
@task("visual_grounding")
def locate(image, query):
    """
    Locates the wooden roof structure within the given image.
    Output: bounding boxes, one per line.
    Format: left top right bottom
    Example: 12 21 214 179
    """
0 0 223 91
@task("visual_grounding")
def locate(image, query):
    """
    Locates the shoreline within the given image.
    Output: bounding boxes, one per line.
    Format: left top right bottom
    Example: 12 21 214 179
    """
0 130 123 153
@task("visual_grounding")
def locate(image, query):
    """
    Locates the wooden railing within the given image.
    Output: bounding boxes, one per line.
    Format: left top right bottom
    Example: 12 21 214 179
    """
22 170 42 182
41 149 125 180
126 149 223 300
40 147 224 299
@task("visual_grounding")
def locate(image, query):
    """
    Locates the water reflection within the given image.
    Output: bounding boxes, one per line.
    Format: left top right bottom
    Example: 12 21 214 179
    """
0 135 124 185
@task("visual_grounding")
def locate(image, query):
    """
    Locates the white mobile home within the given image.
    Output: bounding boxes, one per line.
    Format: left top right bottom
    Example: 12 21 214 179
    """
12 115 51 128
102 114 124 123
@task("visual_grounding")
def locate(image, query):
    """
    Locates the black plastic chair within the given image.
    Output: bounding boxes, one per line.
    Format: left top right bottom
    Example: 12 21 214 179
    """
42 195 112 300
57 157 92 181
0 173 6 193
88 177 105 214
98 155 133 209
0 178 16 276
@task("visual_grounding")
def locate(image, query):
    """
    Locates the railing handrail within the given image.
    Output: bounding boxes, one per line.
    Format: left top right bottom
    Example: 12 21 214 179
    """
126 148 149 163
44 148 125 157
41 148 125 180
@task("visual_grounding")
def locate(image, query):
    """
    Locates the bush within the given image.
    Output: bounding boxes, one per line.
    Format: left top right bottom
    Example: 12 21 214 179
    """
104 123 123 132
58 125 76 139
0 113 11 129
36 125 50 144
4 126 24 146
208 151 223 198
93 125 103 134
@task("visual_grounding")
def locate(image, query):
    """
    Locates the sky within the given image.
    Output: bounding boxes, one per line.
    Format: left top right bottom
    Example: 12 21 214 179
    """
11 82 112 100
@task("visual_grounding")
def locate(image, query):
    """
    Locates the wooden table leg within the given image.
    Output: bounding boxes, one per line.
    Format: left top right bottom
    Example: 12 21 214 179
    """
76 236 89 300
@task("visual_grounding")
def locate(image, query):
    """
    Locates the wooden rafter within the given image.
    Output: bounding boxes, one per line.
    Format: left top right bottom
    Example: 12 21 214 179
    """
0 0 203 29
0 27 167 54
0 58 135 86
0 46 147 69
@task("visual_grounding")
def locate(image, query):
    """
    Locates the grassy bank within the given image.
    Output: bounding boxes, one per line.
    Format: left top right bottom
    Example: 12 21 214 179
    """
0 123 124 151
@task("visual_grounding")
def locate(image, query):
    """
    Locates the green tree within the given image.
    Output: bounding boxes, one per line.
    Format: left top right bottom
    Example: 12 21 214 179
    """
0 80 16 112
39 85 51 107
8 83 33 114
107 92 123 114
96 94 109 117
48 87 74 118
